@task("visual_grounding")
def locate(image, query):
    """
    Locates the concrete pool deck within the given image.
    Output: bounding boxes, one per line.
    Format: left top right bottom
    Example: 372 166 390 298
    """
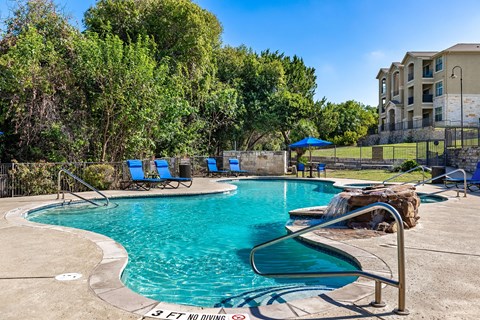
0 177 479 319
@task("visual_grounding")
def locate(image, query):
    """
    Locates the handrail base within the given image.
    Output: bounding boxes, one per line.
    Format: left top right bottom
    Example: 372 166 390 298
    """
370 300 386 308
394 308 410 315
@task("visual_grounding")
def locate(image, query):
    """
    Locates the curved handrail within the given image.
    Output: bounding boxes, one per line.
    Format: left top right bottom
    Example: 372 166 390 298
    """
383 165 430 184
414 168 467 197
57 169 110 206
250 202 409 315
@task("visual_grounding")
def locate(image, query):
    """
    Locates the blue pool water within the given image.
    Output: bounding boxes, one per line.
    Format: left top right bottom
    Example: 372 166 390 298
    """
28 179 358 307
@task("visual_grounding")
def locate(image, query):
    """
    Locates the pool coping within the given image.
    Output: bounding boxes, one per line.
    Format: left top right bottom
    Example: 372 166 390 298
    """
4 178 393 320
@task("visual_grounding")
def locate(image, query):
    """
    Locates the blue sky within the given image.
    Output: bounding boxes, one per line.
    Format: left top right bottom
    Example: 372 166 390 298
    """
2 0 480 106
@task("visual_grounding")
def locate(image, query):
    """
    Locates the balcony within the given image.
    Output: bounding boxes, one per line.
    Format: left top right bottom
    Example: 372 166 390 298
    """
422 118 433 127
422 94 433 103
423 70 433 78
407 73 414 82
408 96 414 105
393 90 400 97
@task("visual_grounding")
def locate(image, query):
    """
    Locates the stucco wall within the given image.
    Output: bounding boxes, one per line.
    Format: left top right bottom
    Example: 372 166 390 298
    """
223 151 287 175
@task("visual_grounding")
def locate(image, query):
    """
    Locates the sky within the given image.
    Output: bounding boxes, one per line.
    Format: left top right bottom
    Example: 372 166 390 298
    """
1 0 480 106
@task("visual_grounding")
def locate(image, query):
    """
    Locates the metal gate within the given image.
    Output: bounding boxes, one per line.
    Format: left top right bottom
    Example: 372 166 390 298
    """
416 139 446 166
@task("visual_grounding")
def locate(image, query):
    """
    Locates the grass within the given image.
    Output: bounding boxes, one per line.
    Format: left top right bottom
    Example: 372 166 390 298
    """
325 168 431 183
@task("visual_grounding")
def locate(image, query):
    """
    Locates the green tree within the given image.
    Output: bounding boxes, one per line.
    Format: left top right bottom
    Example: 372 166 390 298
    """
317 100 377 146
0 0 86 162
73 33 190 161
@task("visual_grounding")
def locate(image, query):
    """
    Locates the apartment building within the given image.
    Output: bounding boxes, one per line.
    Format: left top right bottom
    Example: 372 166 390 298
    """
377 43 480 133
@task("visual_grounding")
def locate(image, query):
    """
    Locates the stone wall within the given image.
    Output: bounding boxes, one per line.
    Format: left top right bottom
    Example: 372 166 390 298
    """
446 147 480 172
361 127 445 146
223 151 287 175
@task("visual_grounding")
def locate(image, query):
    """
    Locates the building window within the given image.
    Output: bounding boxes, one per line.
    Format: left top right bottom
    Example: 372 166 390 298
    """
435 57 443 72
435 81 443 96
393 72 399 96
435 107 443 121
381 78 386 94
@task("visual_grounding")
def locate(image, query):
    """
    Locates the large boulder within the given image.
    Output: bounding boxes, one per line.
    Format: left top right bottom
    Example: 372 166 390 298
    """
332 184 420 232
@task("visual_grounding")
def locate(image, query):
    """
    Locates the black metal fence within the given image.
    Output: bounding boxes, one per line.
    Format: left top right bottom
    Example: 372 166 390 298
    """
0 156 242 198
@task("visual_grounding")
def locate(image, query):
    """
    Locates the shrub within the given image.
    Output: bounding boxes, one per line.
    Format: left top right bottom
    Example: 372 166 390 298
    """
298 156 308 165
83 164 115 190
9 160 57 196
395 159 419 172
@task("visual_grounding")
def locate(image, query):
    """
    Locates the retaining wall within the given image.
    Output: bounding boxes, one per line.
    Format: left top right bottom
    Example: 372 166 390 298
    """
223 151 287 175
446 147 480 172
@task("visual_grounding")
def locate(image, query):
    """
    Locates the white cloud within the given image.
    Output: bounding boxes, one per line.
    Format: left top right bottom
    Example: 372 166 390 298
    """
366 50 386 62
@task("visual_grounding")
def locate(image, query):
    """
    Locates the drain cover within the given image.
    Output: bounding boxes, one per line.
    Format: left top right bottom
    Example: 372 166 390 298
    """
55 273 82 281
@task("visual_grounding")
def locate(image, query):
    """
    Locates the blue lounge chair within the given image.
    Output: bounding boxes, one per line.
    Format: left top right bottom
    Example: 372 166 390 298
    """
444 161 480 191
206 158 228 176
124 160 165 190
154 159 193 188
228 158 249 176
317 163 326 178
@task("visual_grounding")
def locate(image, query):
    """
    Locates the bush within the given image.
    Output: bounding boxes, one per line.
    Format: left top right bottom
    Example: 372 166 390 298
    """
298 156 308 165
395 159 419 172
83 164 115 190
9 160 57 196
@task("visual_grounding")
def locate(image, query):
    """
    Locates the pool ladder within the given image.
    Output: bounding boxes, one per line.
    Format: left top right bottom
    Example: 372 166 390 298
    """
250 202 409 315
383 166 468 197
57 169 110 207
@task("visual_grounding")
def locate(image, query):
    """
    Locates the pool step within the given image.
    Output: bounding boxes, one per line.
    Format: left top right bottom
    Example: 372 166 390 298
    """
215 285 332 308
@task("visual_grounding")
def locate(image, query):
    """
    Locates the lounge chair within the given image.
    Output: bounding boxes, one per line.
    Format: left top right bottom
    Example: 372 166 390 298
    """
444 161 480 191
154 159 193 188
317 163 326 178
123 160 165 190
228 158 249 176
206 158 228 176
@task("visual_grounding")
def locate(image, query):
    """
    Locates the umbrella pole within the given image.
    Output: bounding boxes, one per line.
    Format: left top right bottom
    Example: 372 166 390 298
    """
309 148 313 178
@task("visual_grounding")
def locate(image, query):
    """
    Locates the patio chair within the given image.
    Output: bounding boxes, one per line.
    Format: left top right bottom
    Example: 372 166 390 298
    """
228 158 249 177
317 163 326 178
444 161 480 191
206 158 228 176
296 163 305 177
154 159 193 188
123 160 165 190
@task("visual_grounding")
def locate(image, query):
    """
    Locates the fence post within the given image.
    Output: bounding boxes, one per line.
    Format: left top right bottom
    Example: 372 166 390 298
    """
416 142 418 163
392 146 395 164
10 163 15 197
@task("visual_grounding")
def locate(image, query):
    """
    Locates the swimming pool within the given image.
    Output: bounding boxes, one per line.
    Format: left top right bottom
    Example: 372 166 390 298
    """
28 179 358 307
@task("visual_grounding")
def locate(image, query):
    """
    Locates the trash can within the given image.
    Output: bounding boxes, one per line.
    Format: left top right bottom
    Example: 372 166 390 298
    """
179 164 192 178
431 166 445 184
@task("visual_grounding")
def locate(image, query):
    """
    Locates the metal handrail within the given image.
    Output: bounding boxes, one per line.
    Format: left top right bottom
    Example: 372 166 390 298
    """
383 165 431 184
57 169 110 206
250 202 409 315
414 168 467 197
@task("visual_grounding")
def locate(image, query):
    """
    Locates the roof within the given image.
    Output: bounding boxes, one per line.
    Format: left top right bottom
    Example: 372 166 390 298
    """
443 43 480 52
401 51 438 64
376 68 389 79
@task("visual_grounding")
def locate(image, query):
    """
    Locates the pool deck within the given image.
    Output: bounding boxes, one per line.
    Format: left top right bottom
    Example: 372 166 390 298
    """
1 177 479 319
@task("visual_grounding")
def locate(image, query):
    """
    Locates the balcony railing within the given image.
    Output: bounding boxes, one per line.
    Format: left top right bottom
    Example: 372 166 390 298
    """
407 73 414 81
393 90 400 97
422 94 433 103
380 118 435 132
422 70 433 78
408 97 414 105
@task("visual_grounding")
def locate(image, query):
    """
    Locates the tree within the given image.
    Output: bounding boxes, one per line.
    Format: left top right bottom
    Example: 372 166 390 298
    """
73 33 190 162
316 100 377 146
0 0 86 162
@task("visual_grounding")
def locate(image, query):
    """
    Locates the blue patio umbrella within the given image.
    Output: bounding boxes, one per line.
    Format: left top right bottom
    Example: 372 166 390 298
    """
289 136 333 169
